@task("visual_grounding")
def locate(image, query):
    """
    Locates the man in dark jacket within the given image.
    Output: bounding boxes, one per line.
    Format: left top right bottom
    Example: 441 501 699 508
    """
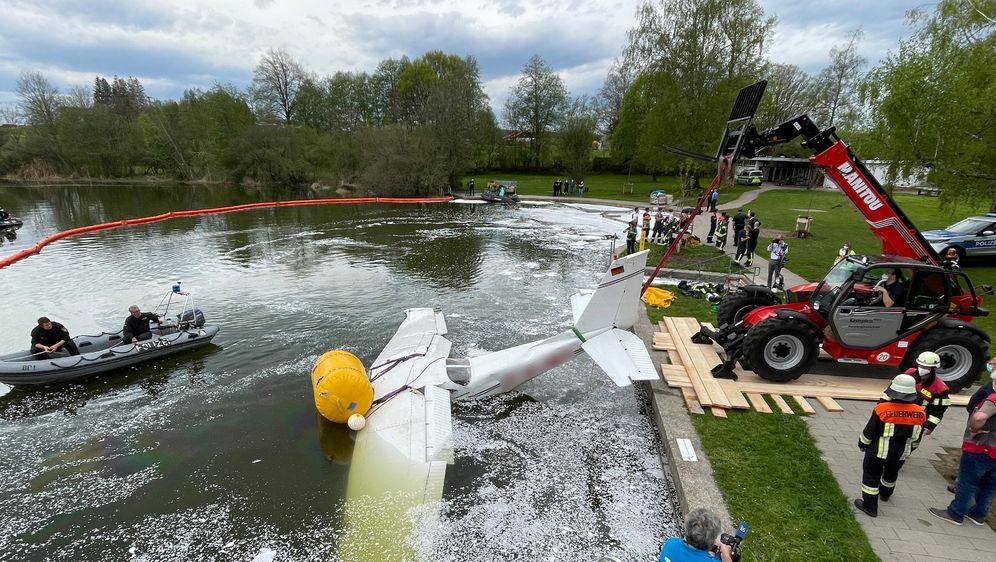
123 305 160 343
733 224 748 262
744 221 761 266
732 209 746 233
855 374 926 517
30 317 81 359
706 211 717 243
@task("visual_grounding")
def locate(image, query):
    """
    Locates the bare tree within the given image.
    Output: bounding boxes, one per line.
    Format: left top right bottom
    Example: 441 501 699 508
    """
758 63 812 126
16 71 67 167
503 54 568 167
64 84 94 109
0 103 22 125
810 30 866 128
597 58 635 137
17 71 61 129
251 48 307 124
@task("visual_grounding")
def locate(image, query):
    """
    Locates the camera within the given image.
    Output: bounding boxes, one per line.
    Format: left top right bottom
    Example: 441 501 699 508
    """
711 521 748 562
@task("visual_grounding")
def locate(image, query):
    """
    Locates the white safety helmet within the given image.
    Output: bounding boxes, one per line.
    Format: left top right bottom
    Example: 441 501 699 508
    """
916 351 941 369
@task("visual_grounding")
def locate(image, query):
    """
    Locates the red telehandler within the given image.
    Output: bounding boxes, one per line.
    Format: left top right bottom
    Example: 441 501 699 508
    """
645 80 990 391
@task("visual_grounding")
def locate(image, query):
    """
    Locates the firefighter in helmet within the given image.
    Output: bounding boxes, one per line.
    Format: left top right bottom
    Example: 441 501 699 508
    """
854 374 926 517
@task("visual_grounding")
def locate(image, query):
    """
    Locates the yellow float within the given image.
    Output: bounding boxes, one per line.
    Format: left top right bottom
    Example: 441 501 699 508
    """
311 350 374 425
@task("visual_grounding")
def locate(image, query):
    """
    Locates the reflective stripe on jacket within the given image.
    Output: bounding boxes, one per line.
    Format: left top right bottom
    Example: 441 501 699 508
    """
860 401 926 461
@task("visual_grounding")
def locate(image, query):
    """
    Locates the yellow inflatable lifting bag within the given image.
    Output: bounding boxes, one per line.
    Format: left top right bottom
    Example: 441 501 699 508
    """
311 350 374 424
642 287 675 309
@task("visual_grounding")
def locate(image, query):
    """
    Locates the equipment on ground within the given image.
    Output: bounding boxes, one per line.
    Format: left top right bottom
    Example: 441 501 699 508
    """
0 309 218 385
687 81 988 391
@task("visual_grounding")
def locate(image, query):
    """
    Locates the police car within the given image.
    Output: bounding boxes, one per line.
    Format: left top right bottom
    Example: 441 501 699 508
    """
923 213 996 258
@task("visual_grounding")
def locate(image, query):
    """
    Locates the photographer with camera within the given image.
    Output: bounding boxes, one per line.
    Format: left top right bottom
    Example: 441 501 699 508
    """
766 234 788 288
659 508 734 562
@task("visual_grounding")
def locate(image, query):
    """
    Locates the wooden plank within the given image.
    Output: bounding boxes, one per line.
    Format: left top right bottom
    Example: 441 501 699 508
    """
664 317 716 407
745 393 772 413
671 317 732 409
681 387 705 415
652 332 674 345
660 364 692 388
815 396 844 412
769 394 794 415
792 395 817 414
718 380 751 410
733 381 887 400
710 407 728 418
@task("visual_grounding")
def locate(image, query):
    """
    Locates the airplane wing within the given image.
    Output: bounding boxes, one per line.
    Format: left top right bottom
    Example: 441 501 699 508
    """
338 309 454 561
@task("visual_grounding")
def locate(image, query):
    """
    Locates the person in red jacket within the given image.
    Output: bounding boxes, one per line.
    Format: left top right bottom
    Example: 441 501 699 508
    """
855 374 926 517
871 352 951 503
909 351 951 439
930 374 996 525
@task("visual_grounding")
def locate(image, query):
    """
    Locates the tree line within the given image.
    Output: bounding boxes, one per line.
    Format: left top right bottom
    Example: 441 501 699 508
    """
1 0 991 206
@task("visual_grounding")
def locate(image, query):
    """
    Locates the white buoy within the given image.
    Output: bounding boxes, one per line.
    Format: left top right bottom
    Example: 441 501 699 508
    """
347 414 366 431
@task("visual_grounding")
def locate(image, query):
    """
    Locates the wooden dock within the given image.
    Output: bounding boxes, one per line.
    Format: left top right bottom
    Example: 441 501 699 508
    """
653 316 970 417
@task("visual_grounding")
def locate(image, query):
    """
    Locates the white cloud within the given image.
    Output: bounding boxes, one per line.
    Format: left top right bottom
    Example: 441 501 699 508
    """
0 0 918 121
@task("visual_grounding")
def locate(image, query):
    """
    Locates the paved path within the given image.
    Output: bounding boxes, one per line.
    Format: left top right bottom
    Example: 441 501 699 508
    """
689 187 809 288
806 400 996 561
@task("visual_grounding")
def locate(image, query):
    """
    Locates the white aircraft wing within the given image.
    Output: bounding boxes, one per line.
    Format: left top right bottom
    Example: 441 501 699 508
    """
338 310 454 561
369 308 453 396
581 328 659 386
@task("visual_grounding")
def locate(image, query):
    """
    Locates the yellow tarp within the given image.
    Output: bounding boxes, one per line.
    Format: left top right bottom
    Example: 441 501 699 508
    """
642 287 675 309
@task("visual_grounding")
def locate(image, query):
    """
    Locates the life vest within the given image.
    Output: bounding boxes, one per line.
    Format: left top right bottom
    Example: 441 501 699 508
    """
962 394 996 459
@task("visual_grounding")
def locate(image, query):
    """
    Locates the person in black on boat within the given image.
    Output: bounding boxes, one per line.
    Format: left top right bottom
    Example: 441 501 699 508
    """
0 208 10 221
124 305 160 343
30 317 80 359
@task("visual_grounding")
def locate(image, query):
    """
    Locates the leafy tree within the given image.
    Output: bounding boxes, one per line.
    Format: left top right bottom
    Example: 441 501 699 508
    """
503 54 568 167
863 0 995 210
251 48 307 124
618 0 774 191
93 77 112 105
558 97 598 182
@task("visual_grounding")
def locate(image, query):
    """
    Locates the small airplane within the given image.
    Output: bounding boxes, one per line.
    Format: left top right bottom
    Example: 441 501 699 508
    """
327 250 657 559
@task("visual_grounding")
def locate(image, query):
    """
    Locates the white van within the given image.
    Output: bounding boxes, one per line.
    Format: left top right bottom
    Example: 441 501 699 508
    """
735 169 763 186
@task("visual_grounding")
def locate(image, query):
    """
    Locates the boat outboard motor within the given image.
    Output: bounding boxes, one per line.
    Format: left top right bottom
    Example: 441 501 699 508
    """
177 309 206 330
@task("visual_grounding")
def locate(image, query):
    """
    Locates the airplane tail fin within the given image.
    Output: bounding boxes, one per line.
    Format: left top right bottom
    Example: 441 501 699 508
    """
573 250 649 332
581 328 659 386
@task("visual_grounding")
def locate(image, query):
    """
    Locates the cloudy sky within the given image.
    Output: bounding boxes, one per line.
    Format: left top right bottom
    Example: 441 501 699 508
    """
0 0 922 120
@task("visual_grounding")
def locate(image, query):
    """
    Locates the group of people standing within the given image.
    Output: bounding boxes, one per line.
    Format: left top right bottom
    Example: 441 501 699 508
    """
624 207 684 255
854 353 996 527
552 178 585 197
707 208 789 288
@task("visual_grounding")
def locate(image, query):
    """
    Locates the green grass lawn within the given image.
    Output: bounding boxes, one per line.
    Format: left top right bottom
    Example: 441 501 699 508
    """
635 240 741 274
745 189 996 336
647 290 878 561
460 172 755 205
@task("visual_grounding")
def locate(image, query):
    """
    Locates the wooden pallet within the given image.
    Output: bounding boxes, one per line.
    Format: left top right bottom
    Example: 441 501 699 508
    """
656 316 969 417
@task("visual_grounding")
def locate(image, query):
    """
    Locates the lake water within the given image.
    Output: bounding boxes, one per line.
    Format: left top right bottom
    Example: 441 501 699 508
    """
0 183 678 561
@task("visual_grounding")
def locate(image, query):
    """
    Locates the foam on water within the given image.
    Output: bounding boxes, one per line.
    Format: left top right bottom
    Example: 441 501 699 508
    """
0 198 679 560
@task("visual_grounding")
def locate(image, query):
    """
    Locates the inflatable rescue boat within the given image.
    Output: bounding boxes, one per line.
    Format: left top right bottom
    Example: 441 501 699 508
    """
0 309 219 385
0 217 23 229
